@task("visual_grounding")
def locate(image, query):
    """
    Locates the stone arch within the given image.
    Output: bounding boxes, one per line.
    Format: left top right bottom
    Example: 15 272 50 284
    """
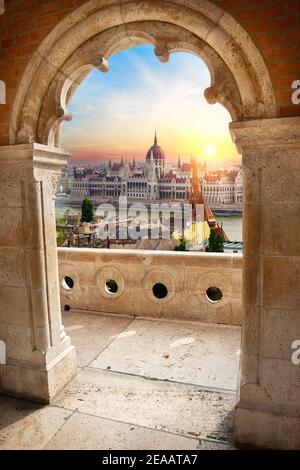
10 0 276 146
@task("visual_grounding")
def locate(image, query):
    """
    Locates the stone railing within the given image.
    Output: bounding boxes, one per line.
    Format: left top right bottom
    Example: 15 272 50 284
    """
58 248 243 325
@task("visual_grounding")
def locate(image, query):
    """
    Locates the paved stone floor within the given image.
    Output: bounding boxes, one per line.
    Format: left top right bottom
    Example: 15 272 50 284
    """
0 311 241 450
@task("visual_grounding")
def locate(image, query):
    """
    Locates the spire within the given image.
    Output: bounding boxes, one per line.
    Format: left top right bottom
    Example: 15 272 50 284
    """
203 156 207 176
177 155 181 169
121 155 124 166
154 130 158 145
109 158 112 169
189 157 216 224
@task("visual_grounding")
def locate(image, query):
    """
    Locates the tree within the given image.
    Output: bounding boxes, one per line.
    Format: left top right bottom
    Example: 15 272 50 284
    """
205 228 224 253
174 238 187 251
81 198 94 223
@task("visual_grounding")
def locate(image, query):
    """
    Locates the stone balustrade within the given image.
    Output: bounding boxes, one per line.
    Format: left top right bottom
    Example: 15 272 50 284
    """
58 248 242 325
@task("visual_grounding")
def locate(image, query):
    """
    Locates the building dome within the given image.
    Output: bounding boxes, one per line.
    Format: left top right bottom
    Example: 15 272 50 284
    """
146 132 165 162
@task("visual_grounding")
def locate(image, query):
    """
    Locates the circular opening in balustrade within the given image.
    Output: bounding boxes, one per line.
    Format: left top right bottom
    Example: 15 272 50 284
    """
62 276 74 290
153 283 168 299
105 279 118 295
64 305 71 311
206 286 223 303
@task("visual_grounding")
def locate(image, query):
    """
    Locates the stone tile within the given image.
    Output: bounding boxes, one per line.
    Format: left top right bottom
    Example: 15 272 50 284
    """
90 319 241 391
45 411 199 450
62 311 133 367
0 395 72 450
53 368 235 442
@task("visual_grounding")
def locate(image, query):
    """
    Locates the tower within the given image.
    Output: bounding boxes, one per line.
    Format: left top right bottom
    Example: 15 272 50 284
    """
145 130 165 179
203 155 207 176
148 149 158 200
189 157 203 222
177 155 182 175
107 158 112 176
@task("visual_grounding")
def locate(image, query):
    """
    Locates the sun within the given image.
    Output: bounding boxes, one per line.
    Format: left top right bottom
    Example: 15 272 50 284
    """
204 145 216 157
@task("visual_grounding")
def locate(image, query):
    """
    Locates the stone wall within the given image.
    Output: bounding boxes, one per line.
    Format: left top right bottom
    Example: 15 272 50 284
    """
58 248 243 325
0 0 300 145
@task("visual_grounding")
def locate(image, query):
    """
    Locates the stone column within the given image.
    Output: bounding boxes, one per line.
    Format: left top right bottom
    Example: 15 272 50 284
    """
230 117 300 449
0 143 76 403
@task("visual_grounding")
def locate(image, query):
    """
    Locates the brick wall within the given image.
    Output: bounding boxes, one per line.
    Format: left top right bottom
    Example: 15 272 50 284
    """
0 0 87 145
0 0 299 146
215 0 300 117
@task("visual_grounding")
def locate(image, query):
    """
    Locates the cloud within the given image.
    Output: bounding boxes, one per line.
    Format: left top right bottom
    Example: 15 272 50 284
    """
62 46 239 163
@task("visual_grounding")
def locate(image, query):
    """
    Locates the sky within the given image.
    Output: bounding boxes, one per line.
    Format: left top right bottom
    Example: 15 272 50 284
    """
61 45 240 166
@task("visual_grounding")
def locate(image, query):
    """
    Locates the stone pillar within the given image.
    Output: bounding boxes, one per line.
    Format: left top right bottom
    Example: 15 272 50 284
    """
230 117 300 449
0 143 76 403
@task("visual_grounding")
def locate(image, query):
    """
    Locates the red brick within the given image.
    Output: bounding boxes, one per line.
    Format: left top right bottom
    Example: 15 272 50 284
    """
272 46 298 61
0 114 9 123
15 33 29 45
271 16 297 30
260 4 281 18
218 0 241 9
273 74 298 88
60 0 77 8
0 104 11 113
8 45 23 58
5 79 18 90
284 30 300 43
37 13 58 28
22 43 38 55
0 58 15 71
29 27 51 42
244 20 270 34
5 0 37 14
2 37 14 48
284 1 300 14
279 104 300 116
0 135 10 146
234 10 257 21
277 90 295 102
39 2 60 15
269 62 300 74
255 34 283 48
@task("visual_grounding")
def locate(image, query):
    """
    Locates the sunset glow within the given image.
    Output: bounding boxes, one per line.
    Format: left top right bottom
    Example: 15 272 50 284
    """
61 45 240 166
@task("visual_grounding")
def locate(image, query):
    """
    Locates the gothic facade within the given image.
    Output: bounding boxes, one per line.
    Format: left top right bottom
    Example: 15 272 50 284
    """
66 134 242 204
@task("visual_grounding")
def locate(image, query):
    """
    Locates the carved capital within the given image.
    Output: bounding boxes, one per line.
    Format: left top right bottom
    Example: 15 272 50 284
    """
230 117 300 168
230 117 300 149
56 105 73 122
154 44 170 63
204 86 218 105
94 56 110 73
